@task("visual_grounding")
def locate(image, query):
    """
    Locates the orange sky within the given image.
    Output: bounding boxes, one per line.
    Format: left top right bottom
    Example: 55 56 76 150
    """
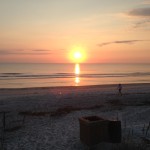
0 0 150 63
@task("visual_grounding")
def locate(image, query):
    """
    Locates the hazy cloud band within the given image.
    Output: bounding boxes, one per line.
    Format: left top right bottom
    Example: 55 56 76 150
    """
128 7 150 17
0 49 52 55
98 40 145 47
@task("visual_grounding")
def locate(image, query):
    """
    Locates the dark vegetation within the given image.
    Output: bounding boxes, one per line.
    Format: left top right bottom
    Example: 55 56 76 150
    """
19 105 103 117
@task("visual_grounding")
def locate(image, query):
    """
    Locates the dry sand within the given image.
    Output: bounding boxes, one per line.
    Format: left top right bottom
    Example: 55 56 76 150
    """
0 83 150 150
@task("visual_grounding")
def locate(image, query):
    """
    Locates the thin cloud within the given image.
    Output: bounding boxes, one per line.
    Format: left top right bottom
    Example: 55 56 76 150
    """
0 49 52 55
142 0 150 5
32 49 51 52
128 7 150 17
126 7 150 29
133 19 150 28
98 40 144 47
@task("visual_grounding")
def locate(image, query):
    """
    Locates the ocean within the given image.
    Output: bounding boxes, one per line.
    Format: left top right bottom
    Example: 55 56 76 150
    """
0 63 150 88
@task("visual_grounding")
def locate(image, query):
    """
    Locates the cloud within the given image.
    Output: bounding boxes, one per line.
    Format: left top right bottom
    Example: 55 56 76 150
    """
125 7 150 29
142 0 150 5
128 7 150 17
32 49 51 52
0 49 52 55
98 40 144 47
133 19 150 28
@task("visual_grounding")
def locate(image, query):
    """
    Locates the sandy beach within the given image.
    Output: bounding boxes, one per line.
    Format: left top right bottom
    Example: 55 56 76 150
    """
0 83 150 150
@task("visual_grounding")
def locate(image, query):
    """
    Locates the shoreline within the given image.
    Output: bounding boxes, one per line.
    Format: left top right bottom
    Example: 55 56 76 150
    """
0 82 150 112
1 82 150 90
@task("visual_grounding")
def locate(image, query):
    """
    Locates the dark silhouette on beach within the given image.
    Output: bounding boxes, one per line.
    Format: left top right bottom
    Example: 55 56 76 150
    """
118 84 122 96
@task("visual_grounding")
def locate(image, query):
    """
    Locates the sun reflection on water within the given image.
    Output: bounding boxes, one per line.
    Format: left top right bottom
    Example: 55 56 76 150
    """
74 64 80 86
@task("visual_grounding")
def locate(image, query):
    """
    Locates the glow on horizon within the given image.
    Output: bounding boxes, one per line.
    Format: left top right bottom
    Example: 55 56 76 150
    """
0 0 150 63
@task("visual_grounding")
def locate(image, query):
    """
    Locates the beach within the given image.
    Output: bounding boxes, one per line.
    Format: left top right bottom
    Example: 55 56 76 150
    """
0 83 150 150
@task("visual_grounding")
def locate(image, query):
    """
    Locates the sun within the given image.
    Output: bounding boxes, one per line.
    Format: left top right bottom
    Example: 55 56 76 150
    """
74 51 82 60
69 46 86 63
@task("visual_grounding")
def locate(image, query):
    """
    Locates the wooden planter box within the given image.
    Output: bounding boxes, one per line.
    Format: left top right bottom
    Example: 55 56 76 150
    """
79 116 121 146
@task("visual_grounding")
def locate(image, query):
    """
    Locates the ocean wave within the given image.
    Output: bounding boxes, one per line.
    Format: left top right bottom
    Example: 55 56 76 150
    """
0 72 150 80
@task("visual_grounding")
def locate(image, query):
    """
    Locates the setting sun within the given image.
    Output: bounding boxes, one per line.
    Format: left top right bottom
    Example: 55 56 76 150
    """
69 46 87 63
74 51 82 59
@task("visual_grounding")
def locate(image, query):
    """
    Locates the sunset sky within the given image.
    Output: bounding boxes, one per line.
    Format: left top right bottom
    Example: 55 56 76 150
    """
0 0 150 63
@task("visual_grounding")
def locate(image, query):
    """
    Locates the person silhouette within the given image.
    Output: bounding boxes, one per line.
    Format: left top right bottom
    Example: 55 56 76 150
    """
118 84 122 96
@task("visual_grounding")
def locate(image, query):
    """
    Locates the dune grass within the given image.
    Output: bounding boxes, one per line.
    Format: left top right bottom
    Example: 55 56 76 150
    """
19 105 103 117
